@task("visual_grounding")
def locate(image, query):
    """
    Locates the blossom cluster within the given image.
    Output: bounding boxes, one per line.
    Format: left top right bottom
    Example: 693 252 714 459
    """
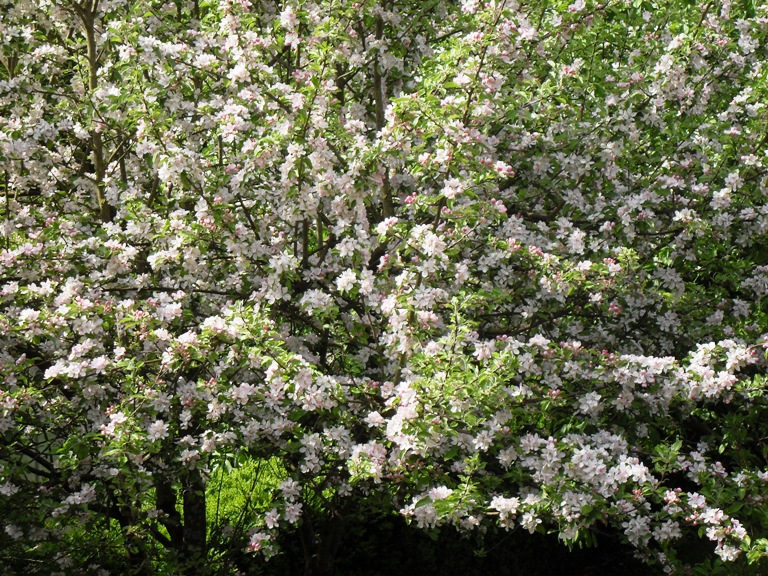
1 0 768 574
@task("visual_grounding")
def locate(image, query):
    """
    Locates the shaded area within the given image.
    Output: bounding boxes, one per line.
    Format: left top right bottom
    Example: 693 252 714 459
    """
259 512 657 576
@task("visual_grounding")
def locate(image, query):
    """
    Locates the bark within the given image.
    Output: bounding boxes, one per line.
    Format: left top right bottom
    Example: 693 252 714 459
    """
299 506 347 576
73 0 116 222
180 469 210 576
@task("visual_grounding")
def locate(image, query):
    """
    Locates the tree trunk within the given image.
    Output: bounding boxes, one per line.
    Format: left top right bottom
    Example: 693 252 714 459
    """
300 507 346 576
180 469 210 576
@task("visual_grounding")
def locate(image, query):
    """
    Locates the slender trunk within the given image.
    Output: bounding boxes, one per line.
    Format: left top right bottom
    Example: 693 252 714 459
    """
156 480 183 549
115 505 153 576
75 0 115 222
372 11 393 218
180 469 210 576
299 507 346 576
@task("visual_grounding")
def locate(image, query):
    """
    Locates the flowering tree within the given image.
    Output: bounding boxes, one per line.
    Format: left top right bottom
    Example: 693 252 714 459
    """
2 0 768 574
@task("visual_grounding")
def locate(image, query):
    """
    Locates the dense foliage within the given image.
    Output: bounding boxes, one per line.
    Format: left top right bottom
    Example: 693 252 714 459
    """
2 0 768 574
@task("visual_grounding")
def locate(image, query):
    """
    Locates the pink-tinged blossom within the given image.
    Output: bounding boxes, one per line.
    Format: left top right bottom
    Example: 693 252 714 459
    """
64 484 97 506
158 302 183 321
715 544 740 561
180 449 200 467
364 411 385 427
43 360 67 380
528 334 550 348
264 508 280 529
300 289 332 315
279 6 297 30
0 482 19 497
176 331 199 346
578 392 602 418
247 531 270 553
18 309 40 324
375 217 399 236
473 340 495 361
101 412 128 437
336 270 356 292
687 492 707 509
2 0 768 568
90 356 110 372
280 479 301 501
4 524 22 540
441 178 465 199
498 447 518 468
231 383 257 405
400 497 439 529
653 520 682 542
147 420 169 442
623 515 652 546
428 486 453 501
520 511 542 534
490 495 519 528
283 502 303 524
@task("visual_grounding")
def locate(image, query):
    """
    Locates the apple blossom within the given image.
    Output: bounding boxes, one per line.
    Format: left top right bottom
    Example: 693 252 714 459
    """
2 1 768 575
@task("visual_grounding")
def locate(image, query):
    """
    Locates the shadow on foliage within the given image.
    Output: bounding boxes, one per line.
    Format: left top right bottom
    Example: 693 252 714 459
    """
253 512 656 576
